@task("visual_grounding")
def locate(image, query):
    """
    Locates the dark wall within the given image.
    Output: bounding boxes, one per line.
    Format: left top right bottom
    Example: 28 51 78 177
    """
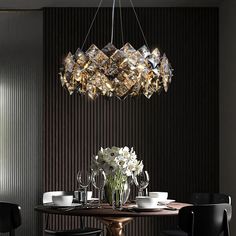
44 8 219 235
220 0 236 234
0 11 43 236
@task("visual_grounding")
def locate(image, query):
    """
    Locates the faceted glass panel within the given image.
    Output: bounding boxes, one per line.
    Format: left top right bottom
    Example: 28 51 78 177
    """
152 48 161 58
86 61 98 75
59 73 67 87
86 44 100 58
120 43 136 56
138 45 151 58
102 59 119 77
130 81 141 96
102 43 117 57
64 52 75 73
93 50 109 66
128 51 142 65
75 48 89 67
115 83 129 98
110 50 126 64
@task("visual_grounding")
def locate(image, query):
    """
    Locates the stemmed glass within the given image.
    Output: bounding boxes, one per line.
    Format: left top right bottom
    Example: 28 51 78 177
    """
133 170 150 196
92 169 106 208
77 170 92 205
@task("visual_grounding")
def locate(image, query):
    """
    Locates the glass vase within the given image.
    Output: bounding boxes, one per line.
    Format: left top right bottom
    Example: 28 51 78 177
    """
112 188 124 210
104 172 130 208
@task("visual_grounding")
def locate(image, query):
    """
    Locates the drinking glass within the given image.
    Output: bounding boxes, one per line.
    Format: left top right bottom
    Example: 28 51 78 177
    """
77 170 91 205
133 170 150 196
92 169 106 207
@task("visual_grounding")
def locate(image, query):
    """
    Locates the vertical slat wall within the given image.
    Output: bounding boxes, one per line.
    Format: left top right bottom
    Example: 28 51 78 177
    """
0 11 43 236
44 8 219 235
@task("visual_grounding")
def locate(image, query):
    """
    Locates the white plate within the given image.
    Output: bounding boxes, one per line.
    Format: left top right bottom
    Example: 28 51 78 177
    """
73 198 99 201
158 199 176 205
89 198 99 201
44 203 82 207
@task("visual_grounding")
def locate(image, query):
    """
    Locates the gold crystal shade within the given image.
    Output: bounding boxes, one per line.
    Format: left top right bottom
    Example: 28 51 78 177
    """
59 43 173 99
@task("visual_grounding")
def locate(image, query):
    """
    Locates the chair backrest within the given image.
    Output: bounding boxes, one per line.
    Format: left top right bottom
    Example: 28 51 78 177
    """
43 191 74 203
190 193 231 205
178 204 232 236
0 202 22 233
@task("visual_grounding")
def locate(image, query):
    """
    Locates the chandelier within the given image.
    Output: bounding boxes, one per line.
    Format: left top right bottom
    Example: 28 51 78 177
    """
59 0 173 99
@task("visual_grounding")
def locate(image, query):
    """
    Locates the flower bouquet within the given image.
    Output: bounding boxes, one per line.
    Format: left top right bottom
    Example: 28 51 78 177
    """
92 146 143 208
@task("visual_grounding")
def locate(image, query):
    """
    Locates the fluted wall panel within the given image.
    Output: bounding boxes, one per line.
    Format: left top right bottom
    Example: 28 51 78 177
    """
44 8 219 235
0 11 43 236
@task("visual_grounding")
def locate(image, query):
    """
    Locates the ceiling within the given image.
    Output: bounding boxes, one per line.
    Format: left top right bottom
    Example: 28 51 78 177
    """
0 0 223 9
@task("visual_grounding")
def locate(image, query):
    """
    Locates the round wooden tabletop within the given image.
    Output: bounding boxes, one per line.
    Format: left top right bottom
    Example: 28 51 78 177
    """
35 202 189 217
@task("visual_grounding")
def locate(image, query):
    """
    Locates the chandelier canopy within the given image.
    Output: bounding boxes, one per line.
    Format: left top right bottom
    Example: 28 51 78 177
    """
59 0 173 99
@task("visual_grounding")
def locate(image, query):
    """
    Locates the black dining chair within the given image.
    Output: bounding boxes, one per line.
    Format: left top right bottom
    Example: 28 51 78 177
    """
162 193 231 236
0 202 22 236
163 204 232 236
190 193 231 205
43 191 102 236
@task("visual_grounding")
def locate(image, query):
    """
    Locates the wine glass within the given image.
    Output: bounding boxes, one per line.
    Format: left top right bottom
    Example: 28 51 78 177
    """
77 170 92 205
92 169 106 207
133 170 150 196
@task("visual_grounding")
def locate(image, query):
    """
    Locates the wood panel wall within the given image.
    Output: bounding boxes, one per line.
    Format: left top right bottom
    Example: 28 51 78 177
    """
0 11 43 236
44 7 219 235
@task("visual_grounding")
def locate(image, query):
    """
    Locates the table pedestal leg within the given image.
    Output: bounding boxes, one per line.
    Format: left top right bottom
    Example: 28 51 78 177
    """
97 217 133 236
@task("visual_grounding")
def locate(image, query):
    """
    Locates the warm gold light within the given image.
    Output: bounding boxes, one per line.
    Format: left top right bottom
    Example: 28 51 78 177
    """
59 43 173 99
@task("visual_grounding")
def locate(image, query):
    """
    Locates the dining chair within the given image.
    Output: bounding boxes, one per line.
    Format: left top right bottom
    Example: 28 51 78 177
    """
0 202 22 236
162 193 231 236
43 191 103 236
163 204 232 236
190 193 231 205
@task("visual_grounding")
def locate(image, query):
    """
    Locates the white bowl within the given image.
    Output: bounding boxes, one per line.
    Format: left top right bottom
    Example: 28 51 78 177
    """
52 195 73 206
149 192 168 200
136 196 158 208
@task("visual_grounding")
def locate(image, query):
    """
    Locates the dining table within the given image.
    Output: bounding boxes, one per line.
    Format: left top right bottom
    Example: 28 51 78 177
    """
35 202 190 236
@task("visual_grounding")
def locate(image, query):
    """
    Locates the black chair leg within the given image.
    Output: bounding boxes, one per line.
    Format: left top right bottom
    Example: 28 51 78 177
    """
10 230 15 236
45 213 49 229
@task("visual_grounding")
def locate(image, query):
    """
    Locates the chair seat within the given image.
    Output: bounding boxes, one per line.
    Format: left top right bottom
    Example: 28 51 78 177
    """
162 229 187 236
45 228 103 236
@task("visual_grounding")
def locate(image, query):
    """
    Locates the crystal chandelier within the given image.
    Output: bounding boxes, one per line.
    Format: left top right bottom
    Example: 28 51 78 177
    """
59 0 173 99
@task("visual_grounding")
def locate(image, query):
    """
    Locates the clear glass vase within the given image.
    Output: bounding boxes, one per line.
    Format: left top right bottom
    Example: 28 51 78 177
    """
104 172 130 208
112 188 124 210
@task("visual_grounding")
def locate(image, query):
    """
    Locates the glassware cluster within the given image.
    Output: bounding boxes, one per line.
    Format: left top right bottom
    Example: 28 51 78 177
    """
77 169 150 209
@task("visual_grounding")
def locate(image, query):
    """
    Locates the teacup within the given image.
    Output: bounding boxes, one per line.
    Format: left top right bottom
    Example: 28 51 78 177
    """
52 195 73 206
149 192 168 200
136 196 157 208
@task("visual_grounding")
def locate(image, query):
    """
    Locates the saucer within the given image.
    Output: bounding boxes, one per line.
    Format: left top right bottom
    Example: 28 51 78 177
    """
89 198 99 201
44 202 82 208
158 199 176 205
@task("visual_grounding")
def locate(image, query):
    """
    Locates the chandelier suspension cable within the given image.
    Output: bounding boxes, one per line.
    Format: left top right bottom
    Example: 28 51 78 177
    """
81 0 104 50
129 0 149 48
118 0 124 45
60 0 174 99
110 0 116 44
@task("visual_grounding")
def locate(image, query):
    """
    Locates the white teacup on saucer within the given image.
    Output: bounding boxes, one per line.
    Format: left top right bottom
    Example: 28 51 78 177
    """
136 196 158 209
52 195 73 206
149 192 168 201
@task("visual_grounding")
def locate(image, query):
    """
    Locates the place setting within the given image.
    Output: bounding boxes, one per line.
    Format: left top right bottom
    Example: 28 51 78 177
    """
42 146 176 214
126 191 177 212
